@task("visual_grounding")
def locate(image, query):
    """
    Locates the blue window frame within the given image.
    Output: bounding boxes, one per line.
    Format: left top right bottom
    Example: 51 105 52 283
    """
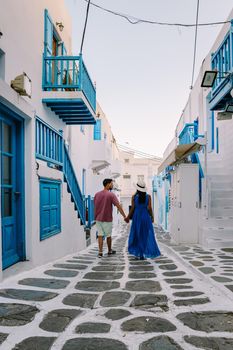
40 178 61 240
94 119 101 140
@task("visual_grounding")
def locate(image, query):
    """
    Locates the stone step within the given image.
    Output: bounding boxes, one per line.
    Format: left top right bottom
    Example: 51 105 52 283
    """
210 206 233 217
211 198 233 207
204 237 233 248
204 216 233 228
208 174 233 181
211 190 233 200
202 228 233 248
210 182 233 190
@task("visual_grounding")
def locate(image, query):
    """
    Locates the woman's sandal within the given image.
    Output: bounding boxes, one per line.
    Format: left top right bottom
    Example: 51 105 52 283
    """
98 252 103 258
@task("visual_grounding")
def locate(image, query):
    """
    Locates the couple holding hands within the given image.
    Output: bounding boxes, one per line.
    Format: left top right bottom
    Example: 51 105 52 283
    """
94 178 161 259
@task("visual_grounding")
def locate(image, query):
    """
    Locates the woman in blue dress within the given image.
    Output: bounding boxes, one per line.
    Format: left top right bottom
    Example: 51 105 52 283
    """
125 180 161 260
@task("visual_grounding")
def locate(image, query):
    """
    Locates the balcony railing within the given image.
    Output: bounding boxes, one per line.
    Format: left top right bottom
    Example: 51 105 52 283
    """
35 117 63 166
211 21 233 95
43 55 96 112
179 123 196 145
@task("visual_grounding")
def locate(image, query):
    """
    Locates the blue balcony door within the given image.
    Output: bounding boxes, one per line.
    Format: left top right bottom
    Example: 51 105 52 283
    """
0 112 25 269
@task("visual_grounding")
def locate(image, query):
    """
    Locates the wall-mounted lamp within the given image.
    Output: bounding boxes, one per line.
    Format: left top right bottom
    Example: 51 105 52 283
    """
0 30 3 38
201 70 218 88
56 22 64 32
201 70 232 88
225 103 233 113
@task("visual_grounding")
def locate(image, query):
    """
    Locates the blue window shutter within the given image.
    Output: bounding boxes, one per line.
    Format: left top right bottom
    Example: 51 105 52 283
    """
44 9 53 86
94 120 101 140
44 9 53 56
40 179 61 240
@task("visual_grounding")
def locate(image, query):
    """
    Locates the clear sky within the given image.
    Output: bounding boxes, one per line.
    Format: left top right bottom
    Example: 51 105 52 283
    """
65 0 233 157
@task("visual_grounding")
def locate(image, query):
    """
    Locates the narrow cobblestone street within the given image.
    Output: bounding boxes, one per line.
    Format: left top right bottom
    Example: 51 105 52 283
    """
0 224 233 350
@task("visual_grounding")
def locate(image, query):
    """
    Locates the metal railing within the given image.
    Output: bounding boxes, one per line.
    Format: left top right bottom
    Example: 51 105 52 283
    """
178 123 195 145
211 21 233 94
63 144 86 225
35 117 63 166
86 195 95 229
43 55 96 112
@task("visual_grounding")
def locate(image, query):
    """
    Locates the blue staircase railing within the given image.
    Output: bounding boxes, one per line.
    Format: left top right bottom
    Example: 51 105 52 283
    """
86 195 95 229
63 144 86 225
43 55 96 112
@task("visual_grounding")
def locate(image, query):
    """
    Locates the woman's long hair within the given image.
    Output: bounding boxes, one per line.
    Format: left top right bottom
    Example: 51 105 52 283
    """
136 190 146 203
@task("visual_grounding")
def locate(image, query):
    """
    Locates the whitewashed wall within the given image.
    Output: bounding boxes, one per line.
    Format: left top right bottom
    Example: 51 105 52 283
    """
0 0 93 273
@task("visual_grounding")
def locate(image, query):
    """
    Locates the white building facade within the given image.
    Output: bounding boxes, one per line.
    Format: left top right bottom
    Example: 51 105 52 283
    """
0 0 121 279
155 12 233 247
119 151 161 216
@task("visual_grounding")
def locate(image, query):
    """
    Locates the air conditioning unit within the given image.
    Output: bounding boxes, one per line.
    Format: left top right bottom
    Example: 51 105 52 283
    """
11 72 32 98
217 111 232 121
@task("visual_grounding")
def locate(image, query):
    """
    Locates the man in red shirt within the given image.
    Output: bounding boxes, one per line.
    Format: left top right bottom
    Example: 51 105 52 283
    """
94 178 127 257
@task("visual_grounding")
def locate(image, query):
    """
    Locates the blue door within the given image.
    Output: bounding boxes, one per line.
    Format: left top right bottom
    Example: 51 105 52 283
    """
0 112 24 269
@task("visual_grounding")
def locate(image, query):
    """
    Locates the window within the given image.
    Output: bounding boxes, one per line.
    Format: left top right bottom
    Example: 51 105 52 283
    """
123 175 131 179
82 169 86 196
94 119 101 140
124 159 129 163
40 178 61 240
137 175 144 182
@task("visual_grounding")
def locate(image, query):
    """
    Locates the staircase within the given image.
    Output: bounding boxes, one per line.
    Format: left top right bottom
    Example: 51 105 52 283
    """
202 153 233 247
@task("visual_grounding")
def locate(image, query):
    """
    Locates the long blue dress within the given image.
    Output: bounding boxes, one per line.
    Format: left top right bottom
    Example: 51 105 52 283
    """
128 194 161 259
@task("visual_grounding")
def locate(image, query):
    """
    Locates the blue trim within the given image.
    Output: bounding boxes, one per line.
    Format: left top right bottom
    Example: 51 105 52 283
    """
35 117 63 167
210 20 233 110
211 111 215 150
39 178 61 240
94 119 101 140
42 55 96 113
42 98 96 125
0 102 26 269
216 127 219 153
63 144 86 225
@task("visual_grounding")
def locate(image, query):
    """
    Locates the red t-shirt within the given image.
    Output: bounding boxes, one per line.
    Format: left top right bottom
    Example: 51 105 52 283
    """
94 190 119 222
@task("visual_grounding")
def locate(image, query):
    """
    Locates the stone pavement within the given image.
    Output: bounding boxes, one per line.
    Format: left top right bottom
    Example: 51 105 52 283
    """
0 224 233 349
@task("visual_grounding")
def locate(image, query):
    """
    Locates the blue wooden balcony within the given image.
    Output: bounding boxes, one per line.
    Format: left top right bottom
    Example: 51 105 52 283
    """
42 55 96 124
209 20 233 110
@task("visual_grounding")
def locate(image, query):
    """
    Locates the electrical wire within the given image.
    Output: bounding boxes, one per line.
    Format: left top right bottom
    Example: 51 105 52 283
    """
83 0 230 27
117 143 162 161
80 0 91 54
190 0 200 89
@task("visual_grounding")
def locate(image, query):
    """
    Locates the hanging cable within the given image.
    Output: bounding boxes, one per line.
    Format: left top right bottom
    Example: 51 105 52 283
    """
83 0 230 27
190 0 200 89
80 0 91 54
117 143 162 160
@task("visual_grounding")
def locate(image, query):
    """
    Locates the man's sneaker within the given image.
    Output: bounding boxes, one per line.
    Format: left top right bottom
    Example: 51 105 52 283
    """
108 249 116 256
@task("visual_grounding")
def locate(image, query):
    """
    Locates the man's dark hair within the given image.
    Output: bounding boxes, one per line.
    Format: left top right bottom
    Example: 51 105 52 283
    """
103 178 113 187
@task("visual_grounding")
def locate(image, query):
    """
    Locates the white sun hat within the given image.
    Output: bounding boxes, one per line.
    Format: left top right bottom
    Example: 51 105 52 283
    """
135 179 147 192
